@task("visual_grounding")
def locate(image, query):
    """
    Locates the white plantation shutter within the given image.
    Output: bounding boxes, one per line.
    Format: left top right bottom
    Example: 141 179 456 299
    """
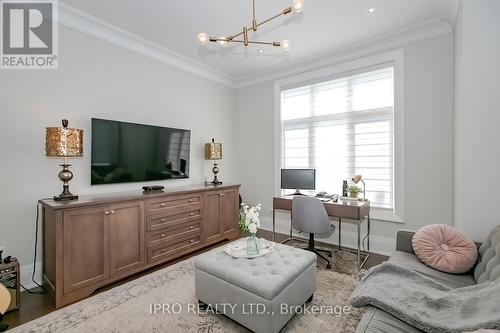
281 66 394 209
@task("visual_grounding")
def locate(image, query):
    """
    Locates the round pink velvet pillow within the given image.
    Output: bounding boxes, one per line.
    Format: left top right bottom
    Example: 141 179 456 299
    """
412 224 478 274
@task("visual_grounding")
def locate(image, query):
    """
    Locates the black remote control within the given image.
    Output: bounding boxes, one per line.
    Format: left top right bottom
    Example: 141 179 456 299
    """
142 185 165 192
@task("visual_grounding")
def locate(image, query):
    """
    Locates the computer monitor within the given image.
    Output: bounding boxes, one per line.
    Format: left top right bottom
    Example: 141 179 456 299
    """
281 169 316 195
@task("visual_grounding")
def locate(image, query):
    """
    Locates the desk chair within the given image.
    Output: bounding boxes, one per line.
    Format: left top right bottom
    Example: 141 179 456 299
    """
0 284 10 332
292 196 336 269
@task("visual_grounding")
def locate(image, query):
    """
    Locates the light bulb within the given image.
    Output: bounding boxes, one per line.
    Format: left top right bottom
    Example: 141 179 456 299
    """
281 40 291 51
197 32 209 45
292 0 304 13
217 37 227 46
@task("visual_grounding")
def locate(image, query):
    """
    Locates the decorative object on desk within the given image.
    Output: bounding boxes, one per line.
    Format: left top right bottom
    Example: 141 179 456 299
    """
351 175 366 201
347 185 362 199
239 203 262 255
342 180 348 197
204 138 222 185
224 237 275 259
45 119 83 201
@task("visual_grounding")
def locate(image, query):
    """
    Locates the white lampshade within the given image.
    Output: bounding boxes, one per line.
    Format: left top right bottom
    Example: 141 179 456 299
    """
281 39 291 51
292 0 304 13
197 32 209 45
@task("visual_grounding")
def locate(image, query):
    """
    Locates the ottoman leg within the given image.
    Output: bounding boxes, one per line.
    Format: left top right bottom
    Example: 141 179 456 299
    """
306 294 314 303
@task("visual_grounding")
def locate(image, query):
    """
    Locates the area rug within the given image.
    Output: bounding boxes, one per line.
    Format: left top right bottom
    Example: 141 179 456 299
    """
10 249 366 333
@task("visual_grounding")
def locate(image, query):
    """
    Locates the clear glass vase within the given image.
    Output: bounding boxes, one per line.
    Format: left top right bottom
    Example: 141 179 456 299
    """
246 234 261 255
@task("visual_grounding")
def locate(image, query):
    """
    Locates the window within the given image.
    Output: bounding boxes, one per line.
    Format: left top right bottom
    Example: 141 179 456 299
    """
281 66 394 209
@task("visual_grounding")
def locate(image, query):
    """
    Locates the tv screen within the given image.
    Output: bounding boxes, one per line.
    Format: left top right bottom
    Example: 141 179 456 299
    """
91 118 190 185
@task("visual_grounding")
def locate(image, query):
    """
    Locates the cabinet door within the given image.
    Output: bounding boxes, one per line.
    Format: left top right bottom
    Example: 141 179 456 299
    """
203 190 223 244
221 188 239 238
109 201 145 277
63 206 110 294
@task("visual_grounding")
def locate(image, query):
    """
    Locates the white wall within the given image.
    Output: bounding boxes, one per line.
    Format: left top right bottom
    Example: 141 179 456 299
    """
237 33 454 255
0 25 237 284
453 0 500 240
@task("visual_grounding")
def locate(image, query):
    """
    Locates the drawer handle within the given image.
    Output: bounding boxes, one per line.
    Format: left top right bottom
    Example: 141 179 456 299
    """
104 211 110 215
161 234 166 238
161 218 166 222
220 193 226 197
190 239 194 243
110 210 115 214
189 199 194 202
161 249 166 253
160 203 166 207
190 212 195 216
190 226 194 230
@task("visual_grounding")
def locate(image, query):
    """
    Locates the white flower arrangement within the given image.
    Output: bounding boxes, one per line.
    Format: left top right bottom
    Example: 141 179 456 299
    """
239 203 262 235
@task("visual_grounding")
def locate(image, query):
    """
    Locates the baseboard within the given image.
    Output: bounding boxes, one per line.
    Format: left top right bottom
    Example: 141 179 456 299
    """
20 261 43 290
260 216 395 257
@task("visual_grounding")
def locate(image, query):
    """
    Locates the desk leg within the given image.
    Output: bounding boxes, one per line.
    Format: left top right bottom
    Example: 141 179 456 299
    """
357 222 361 269
338 217 342 250
367 214 371 252
272 208 276 242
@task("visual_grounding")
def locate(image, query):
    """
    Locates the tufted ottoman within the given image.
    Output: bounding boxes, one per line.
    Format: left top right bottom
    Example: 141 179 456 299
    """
194 241 316 333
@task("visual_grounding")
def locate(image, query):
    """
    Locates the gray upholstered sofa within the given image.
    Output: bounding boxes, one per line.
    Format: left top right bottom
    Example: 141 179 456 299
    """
355 226 500 333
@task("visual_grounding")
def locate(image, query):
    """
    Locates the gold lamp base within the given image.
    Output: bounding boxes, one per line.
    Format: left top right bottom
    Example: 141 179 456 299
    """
54 164 78 201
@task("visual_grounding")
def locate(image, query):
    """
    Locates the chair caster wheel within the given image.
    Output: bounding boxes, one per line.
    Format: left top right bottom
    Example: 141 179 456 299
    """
326 263 331 269
328 252 333 258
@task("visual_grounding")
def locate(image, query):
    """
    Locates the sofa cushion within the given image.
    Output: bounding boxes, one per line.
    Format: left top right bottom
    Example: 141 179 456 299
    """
356 307 423 333
389 251 476 289
474 225 500 283
412 224 478 274
194 241 316 300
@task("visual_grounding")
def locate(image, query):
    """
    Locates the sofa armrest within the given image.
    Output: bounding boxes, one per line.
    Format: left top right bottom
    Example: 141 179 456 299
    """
396 230 415 254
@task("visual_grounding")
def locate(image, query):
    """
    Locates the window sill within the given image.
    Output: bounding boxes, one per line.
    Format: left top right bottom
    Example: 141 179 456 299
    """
370 208 405 224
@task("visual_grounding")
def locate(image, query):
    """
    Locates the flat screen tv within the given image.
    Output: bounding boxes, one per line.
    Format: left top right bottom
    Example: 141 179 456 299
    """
91 118 191 185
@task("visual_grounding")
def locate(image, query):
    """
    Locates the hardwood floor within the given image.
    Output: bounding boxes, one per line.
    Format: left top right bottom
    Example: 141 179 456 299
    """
2 231 388 330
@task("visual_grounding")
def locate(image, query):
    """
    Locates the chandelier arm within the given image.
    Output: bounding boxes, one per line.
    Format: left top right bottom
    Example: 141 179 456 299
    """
255 8 291 29
224 39 280 46
205 4 293 46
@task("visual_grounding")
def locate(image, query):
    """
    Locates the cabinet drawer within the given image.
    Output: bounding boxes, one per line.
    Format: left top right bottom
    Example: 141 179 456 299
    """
147 208 201 231
146 194 202 215
148 236 200 263
148 221 200 247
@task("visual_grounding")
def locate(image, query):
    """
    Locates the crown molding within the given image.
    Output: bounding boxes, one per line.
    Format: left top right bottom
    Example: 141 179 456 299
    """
234 19 452 89
55 2 451 90
438 0 460 29
55 2 237 88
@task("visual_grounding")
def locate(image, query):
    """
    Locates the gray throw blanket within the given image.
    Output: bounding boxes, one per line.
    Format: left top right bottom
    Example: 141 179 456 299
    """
351 262 500 333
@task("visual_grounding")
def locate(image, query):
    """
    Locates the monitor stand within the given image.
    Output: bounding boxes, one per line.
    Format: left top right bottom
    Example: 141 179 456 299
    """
292 189 306 196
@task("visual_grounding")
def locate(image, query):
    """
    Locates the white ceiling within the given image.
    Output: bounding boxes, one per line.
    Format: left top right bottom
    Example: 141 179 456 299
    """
61 0 458 80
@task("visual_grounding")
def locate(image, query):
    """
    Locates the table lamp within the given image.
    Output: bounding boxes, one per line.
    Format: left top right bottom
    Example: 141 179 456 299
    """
204 138 222 185
45 119 83 201
352 175 366 201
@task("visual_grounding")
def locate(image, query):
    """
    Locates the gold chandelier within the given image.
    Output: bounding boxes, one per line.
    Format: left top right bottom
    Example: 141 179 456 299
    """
197 0 304 51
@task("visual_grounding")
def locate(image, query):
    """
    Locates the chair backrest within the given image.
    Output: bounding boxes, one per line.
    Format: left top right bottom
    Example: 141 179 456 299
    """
474 225 500 283
0 284 10 315
292 196 331 234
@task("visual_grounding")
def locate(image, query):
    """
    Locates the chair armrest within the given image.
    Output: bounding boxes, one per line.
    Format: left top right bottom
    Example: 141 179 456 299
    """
396 230 415 254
